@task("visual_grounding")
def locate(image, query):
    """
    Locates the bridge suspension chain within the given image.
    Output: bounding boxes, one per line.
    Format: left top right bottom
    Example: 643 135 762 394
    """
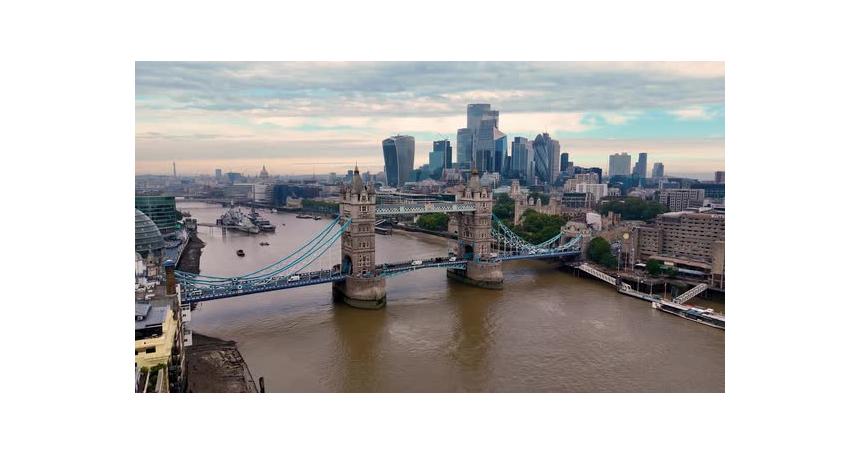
177 217 351 287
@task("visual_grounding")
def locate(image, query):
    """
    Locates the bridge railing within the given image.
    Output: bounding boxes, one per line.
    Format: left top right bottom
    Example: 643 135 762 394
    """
375 203 476 216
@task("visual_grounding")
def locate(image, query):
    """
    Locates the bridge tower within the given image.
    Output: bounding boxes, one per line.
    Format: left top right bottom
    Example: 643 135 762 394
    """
333 166 387 309
447 165 503 289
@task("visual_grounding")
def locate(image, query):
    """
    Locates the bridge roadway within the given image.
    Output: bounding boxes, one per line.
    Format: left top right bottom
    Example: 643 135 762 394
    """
180 250 581 304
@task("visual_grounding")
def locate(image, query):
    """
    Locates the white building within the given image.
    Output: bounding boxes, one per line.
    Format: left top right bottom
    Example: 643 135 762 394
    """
575 183 609 204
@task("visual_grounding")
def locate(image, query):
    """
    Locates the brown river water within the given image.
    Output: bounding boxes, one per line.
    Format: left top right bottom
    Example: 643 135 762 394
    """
179 201 724 392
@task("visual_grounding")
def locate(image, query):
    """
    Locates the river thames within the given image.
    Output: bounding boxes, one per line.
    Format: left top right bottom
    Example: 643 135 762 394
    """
179 201 724 392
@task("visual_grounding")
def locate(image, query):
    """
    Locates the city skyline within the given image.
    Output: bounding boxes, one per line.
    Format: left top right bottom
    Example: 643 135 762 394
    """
136 62 724 178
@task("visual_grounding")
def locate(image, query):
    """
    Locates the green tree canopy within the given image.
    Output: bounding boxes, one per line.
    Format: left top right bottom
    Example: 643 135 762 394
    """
598 197 668 221
510 210 566 245
416 213 449 232
587 236 618 269
493 193 515 221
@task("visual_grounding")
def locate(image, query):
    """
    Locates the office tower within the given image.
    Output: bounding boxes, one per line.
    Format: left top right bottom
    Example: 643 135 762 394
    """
429 139 452 174
511 137 535 182
456 128 473 166
433 139 453 169
382 135 416 187
135 196 178 234
632 152 648 178
608 153 632 177
715 171 725 183
467 104 493 130
172 161 176 178
474 119 507 173
459 104 503 169
533 132 561 184
215 168 222 179
560 153 570 172
652 162 664 178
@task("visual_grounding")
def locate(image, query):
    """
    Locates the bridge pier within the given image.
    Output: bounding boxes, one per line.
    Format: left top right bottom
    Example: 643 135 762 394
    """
446 164 504 290
336 165 387 309
447 261 503 289
333 275 387 309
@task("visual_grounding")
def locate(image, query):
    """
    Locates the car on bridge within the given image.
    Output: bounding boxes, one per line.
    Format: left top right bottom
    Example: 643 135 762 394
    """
411 260 423 266
288 275 301 282
449 256 458 262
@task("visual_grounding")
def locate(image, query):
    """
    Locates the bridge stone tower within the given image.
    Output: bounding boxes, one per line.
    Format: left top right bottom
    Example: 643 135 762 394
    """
447 165 503 289
333 166 387 309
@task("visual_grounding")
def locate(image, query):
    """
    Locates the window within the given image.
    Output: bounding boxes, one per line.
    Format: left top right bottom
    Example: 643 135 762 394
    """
145 347 157 354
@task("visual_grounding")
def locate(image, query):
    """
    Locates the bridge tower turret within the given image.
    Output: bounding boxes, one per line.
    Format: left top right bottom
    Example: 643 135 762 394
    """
447 164 504 289
334 166 387 309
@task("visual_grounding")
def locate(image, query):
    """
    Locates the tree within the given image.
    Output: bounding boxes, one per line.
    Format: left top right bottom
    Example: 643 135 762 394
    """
646 259 663 276
511 210 566 245
493 193 515 221
416 213 449 231
587 237 618 269
598 197 668 221
587 237 611 262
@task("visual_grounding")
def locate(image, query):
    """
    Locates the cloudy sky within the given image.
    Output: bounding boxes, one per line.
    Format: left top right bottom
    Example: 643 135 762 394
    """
136 62 724 179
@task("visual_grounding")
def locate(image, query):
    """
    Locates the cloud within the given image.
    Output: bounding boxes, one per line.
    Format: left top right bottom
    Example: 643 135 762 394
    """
669 106 719 121
135 62 724 174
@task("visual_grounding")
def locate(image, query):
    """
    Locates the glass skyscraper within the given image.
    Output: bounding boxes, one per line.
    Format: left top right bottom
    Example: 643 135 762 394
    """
135 196 178 234
429 139 452 173
533 132 560 184
511 137 535 182
382 135 415 187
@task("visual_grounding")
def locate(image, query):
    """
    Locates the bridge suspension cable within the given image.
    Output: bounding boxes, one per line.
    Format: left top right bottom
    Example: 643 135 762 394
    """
177 217 351 286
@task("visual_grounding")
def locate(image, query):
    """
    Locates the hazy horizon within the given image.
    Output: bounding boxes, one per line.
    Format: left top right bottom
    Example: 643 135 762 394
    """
136 62 724 178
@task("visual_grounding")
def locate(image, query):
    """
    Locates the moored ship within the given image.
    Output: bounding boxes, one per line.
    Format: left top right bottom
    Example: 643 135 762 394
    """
216 207 260 234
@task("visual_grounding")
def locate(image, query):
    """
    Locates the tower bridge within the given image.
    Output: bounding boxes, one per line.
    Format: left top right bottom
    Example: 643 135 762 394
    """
176 165 584 308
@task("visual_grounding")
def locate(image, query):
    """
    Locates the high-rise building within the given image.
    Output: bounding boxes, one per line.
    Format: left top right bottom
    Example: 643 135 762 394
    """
533 132 561 184
652 162 664 178
459 104 504 170
511 137 535 182
172 162 177 178
456 128 473 166
467 103 493 130
659 189 706 211
215 169 222 179
475 119 506 173
560 153 570 172
429 139 452 173
135 196 178 234
715 171 725 183
382 135 416 187
632 152 648 178
608 153 632 177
